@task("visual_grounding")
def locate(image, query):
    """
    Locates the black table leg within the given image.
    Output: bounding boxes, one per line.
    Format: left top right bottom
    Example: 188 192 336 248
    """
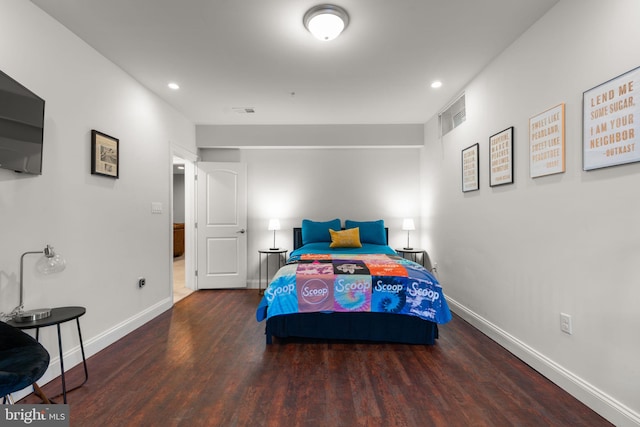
56 323 67 403
75 318 89 387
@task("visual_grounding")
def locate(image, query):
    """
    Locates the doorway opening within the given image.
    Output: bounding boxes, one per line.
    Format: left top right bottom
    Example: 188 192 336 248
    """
172 155 195 303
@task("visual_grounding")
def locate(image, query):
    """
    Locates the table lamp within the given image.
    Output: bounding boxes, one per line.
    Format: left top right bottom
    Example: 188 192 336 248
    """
402 218 415 250
12 244 66 322
268 219 281 250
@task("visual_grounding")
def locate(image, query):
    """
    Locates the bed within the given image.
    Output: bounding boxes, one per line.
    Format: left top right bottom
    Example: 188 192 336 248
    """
256 219 451 345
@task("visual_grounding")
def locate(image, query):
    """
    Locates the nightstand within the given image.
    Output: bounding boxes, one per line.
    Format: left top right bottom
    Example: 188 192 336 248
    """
258 249 288 295
395 248 427 267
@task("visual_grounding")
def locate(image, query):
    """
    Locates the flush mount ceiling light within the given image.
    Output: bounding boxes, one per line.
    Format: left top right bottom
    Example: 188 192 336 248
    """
303 4 349 41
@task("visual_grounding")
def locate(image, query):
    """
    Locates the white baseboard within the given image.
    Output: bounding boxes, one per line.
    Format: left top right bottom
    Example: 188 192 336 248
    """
446 295 640 427
10 297 173 402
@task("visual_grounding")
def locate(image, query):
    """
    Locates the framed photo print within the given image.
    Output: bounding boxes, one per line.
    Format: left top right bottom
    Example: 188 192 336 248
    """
489 127 514 187
91 129 119 178
583 65 640 171
529 103 565 178
462 143 479 192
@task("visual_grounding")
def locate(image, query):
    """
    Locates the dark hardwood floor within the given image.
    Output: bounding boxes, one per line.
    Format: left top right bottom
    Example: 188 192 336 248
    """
23 290 611 426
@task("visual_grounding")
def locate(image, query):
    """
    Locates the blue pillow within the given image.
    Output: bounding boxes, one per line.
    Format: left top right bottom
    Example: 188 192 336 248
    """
345 219 386 245
302 218 341 245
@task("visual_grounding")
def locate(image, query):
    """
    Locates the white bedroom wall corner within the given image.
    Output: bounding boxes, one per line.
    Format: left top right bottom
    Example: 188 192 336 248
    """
243 147 421 288
419 119 441 265
425 0 640 425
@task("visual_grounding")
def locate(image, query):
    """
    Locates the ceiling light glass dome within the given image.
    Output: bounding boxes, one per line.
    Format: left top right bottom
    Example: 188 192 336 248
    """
304 4 349 41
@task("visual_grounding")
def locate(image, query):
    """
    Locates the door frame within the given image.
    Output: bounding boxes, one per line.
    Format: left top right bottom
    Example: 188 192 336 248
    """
171 145 198 299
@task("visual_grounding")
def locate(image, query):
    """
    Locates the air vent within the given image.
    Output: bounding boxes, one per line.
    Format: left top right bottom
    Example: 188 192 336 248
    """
232 107 255 114
439 93 466 136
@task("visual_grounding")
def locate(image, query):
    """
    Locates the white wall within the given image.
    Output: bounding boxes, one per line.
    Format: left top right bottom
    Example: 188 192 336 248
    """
200 147 422 285
173 173 185 223
422 0 640 425
0 0 196 393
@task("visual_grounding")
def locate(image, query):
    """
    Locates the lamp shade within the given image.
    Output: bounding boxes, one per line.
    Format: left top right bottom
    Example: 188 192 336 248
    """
303 4 349 41
36 246 66 274
268 219 281 231
402 218 415 231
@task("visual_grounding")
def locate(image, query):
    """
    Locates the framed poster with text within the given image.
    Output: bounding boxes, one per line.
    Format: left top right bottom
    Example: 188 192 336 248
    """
530 104 565 178
489 127 513 187
583 65 640 170
462 143 479 192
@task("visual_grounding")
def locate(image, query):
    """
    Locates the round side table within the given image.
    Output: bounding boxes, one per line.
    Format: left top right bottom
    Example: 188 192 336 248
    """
7 306 88 403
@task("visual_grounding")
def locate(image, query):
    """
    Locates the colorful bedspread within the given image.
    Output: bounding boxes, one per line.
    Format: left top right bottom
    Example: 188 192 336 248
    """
256 253 452 324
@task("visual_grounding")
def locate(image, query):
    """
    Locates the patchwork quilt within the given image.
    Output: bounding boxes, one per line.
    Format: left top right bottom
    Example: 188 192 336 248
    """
256 253 452 324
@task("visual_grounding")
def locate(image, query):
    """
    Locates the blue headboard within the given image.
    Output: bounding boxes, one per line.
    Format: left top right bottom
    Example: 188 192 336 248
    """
292 227 389 250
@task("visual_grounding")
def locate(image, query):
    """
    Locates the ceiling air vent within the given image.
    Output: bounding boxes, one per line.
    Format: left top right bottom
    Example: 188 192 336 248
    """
232 107 255 114
439 93 466 137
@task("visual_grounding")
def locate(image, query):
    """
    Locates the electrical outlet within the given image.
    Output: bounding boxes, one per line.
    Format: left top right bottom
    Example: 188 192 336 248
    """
560 313 572 334
138 277 146 288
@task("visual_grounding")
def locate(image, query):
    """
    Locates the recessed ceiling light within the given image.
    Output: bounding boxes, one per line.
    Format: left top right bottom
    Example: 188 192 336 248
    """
168 82 180 90
431 81 443 89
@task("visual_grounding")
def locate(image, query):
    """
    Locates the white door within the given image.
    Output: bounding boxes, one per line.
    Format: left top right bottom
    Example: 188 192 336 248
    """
196 162 247 289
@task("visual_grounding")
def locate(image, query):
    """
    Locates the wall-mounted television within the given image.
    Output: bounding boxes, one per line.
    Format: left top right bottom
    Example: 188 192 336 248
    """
0 70 45 175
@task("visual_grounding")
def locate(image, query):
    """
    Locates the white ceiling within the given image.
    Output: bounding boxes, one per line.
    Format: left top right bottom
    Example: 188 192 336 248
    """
31 0 558 125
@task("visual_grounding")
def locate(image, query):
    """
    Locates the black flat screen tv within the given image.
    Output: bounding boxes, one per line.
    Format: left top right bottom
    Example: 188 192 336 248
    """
0 70 45 175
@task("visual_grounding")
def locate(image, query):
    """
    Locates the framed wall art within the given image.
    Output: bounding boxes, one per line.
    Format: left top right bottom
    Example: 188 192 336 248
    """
462 143 479 192
583 65 640 171
529 103 565 178
91 129 119 178
489 127 513 187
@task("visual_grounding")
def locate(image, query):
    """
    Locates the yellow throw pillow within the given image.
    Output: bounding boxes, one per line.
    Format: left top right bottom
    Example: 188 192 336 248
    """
329 228 362 248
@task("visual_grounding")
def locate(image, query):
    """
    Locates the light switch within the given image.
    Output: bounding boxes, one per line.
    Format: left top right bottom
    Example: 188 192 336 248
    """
151 202 163 214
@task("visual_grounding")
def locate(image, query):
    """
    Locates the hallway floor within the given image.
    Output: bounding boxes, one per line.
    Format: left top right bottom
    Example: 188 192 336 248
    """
173 255 193 303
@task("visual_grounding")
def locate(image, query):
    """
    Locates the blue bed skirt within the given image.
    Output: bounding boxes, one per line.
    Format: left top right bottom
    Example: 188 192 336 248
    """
265 312 439 345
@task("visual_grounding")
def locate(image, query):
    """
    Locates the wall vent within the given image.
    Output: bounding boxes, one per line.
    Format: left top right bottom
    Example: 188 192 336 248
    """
439 93 466 137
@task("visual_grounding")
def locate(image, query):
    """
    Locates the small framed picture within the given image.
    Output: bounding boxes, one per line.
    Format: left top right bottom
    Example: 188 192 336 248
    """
489 127 514 187
91 130 119 178
461 143 479 192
